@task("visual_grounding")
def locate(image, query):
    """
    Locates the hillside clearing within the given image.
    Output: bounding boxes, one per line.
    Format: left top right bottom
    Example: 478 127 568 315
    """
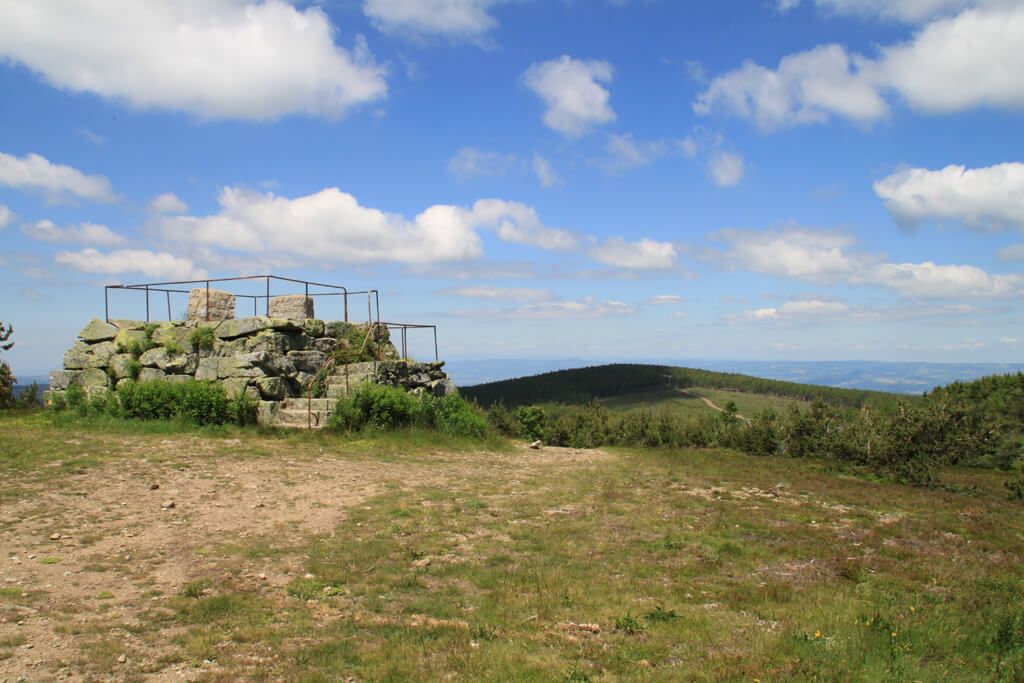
1 413 1022 681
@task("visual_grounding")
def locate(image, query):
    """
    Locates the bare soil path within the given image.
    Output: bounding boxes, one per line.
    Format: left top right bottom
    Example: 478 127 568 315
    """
674 387 751 422
0 432 607 681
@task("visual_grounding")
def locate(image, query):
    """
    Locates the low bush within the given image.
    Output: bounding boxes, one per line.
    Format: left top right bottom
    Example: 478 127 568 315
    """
51 379 250 426
329 383 488 438
189 326 216 352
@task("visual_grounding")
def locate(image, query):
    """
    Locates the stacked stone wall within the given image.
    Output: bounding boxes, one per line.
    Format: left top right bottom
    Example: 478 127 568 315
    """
47 316 456 425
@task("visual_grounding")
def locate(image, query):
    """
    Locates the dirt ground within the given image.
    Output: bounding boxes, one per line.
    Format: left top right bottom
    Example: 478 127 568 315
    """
0 434 606 682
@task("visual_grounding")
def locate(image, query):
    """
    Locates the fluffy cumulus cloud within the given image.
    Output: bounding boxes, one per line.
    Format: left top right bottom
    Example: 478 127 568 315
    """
711 227 871 282
694 45 888 131
0 0 387 121
523 56 616 138
0 204 13 229
364 0 503 39
55 248 206 280
650 294 685 305
439 286 553 302
874 163 1024 230
697 5 1024 130
600 134 669 173
448 147 517 181
588 237 677 269
157 188 575 265
149 192 189 215
21 220 125 246
711 226 1024 298
0 152 116 203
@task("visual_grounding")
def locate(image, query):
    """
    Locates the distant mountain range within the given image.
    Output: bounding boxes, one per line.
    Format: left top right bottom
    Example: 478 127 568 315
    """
447 359 1024 395
15 361 1024 399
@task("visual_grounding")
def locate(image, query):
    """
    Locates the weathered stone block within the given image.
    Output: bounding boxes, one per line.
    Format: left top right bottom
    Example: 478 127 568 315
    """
110 319 145 330
139 368 166 382
287 350 326 373
109 354 138 380
78 368 111 390
64 341 116 369
187 288 236 321
256 376 288 400
313 337 337 354
268 295 314 320
49 369 82 391
78 318 119 342
221 378 258 400
195 357 219 382
215 317 269 340
153 324 192 350
242 330 291 355
138 347 168 368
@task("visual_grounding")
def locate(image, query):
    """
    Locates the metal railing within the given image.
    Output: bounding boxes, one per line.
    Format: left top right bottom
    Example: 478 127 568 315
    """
104 275 381 326
379 322 439 362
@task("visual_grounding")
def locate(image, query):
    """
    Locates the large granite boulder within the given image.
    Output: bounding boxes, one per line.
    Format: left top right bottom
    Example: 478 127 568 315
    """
79 318 118 342
187 288 236 321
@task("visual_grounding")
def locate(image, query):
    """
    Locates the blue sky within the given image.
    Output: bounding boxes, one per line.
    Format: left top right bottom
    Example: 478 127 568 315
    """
1 0 1023 376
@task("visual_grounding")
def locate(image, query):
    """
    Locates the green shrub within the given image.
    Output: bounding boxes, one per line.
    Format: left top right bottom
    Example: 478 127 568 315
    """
329 383 488 438
164 339 184 356
230 391 258 426
116 379 234 425
189 326 216 352
515 405 547 441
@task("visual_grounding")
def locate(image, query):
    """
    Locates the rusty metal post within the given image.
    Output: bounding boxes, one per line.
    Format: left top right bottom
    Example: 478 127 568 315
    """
104 286 110 323
145 285 150 322
433 327 439 362
266 276 270 316
166 291 172 320
205 281 210 322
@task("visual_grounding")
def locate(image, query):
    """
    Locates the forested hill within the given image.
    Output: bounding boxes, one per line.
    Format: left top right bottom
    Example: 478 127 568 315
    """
460 363 898 409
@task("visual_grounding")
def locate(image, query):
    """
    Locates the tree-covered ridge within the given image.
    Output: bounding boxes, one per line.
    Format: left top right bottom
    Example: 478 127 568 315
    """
462 363 897 409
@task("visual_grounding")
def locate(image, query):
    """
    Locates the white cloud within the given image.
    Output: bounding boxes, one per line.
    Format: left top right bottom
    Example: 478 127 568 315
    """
708 149 746 187
532 153 561 188
78 129 105 146
471 198 577 250
874 163 1024 230
0 1 387 121
778 0 983 22
21 220 126 246
740 298 850 320
877 7 1024 113
157 188 574 266
997 244 1024 262
589 237 677 269
711 226 1024 298
694 44 888 132
0 152 116 203
859 261 1024 298
650 294 686 305
440 287 553 302
697 5 1024 130
0 204 13 229
678 137 698 159
711 227 872 282
55 248 206 280
453 297 634 320
448 147 517 181
523 56 616 138
600 134 668 173
149 192 189 215
364 0 503 39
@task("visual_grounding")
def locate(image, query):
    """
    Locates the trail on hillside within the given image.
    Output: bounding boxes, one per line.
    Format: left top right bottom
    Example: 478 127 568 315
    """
674 387 752 423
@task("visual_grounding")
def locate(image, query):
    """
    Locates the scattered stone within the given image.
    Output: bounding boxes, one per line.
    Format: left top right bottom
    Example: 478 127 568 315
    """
412 557 432 569
117 654 127 664
49 533 62 541
258 573 267 581
161 501 175 510
303 573 315 580
529 440 543 450
149 484 160 490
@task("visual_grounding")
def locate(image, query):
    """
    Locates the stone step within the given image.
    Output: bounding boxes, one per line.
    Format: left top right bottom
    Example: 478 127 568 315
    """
272 408 332 429
279 397 334 411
